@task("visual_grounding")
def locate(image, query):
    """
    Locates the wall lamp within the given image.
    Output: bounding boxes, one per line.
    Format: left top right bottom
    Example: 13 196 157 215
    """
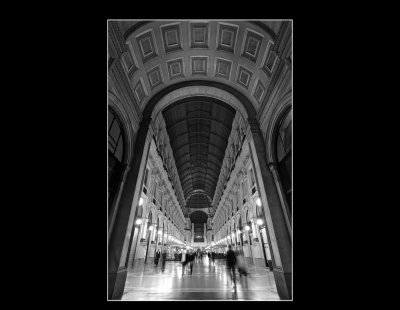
135 218 142 225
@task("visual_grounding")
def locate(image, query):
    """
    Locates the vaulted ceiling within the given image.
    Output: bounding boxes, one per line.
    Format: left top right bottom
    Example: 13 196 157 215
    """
163 97 235 214
111 20 286 224
114 20 283 115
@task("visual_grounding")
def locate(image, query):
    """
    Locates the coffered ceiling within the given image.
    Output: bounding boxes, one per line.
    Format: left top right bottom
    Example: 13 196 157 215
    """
111 20 286 223
116 20 282 113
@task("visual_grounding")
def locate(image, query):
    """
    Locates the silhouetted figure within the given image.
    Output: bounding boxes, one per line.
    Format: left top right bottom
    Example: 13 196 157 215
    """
181 249 187 276
211 251 216 265
226 245 237 290
154 250 161 267
189 251 194 275
161 250 167 272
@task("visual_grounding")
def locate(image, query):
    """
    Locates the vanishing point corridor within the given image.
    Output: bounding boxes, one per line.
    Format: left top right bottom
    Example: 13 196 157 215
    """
108 19 292 301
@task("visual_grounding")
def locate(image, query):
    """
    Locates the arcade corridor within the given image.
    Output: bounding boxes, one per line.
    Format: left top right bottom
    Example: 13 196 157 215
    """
122 256 279 301
108 19 292 301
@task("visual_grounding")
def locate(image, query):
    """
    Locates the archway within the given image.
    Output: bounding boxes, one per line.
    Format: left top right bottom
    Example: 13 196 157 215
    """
108 81 292 300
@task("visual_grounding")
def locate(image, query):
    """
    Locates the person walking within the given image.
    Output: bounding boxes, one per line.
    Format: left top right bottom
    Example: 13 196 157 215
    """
189 251 194 275
161 250 167 272
181 249 187 276
211 251 215 265
226 245 237 290
236 250 248 277
154 249 161 267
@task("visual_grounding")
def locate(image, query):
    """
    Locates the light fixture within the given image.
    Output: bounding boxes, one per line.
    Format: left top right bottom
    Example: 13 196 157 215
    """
158 229 162 234
256 197 262 207
245 225 250 231
139 198 144 206
257 218 263 226
148 225 153 231
135 219 142 225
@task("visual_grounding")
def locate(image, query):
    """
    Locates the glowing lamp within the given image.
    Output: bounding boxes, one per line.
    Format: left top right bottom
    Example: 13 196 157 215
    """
256 198 262 207
135 219 142 225
148 225 153 231
245 225 250 231
257 219 263 226
138 198 144 206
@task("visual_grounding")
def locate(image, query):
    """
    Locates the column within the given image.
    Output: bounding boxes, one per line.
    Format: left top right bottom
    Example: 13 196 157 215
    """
269 163 292 239
108 117 153 300
108 164 131 235
246 118 292 300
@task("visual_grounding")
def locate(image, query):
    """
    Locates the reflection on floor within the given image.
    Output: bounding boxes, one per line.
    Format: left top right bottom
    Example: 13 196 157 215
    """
122 256 279 301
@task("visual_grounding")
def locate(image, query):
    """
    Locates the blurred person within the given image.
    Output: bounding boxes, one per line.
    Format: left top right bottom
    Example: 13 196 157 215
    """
181 249 187 276
154 249 161 267
189 251 195 275
236 250 248 277
226 245 237 290
211 251 216 265
161 250 167 272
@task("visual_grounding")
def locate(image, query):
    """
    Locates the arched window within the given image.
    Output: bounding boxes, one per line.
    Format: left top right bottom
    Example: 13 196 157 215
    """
275 109 292 216
108 107 125 211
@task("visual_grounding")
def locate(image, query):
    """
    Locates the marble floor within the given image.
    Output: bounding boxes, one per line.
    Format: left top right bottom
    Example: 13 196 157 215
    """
122 256 279 301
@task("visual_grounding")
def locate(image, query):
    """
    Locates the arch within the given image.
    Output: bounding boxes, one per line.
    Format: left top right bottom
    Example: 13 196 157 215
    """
122 21 277 43
144 80 255 120
108 91 135 166
185 190 213 203
265 92 292 163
